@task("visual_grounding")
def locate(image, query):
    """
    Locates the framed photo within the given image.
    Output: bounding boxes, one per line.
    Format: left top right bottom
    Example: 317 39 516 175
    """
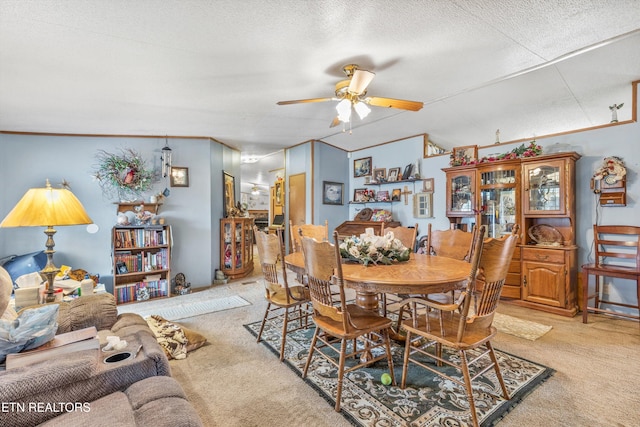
353 188 367 203
223 171 236 217
274 181 284 206
401 163 414 180
452 145 478 166
422 178 434 192
170 167 189 187
116 261 128 275
372 168 386 182
413 192 433 218
377 190 390 202
387 167 401 182
323 181 344 205
354 157 372 177
391 188 401 202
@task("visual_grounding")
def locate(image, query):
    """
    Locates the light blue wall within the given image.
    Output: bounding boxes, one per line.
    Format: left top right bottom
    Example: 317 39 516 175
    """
348 115 640 315
314 141 349 237
0 134 235 290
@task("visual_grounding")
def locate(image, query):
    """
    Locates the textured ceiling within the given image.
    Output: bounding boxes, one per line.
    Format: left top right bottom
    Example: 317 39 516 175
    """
1 0 639 187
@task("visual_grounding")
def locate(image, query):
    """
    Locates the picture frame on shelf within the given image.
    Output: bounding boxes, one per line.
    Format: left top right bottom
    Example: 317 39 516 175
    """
377 190 390 202
322 181 344 205
353 188 367 203
391 188 401 201
372 168 386 182
387 167 400 182
413 192 433 218
116 262 128 275
223 171 236 217
401 163 414 180
354 157 372 177
422 178 434 192
170 167 189 187
452 145 478 166
274 181 284 206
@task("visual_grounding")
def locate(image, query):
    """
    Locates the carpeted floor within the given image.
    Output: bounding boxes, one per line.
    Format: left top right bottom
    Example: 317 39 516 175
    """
117 292 250 320
244 319 554 427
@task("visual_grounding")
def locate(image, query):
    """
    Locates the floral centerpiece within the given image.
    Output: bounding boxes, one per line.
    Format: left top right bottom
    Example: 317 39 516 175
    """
339 229 410 266
93 148 156 201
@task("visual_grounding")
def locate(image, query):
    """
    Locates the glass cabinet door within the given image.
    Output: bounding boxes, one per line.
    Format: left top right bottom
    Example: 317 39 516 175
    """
479 168 518 239
446 170 475 215
523 160 565 214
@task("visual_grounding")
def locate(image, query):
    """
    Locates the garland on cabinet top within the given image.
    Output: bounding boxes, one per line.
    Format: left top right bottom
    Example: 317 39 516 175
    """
449 140 543 167
93 148 157 201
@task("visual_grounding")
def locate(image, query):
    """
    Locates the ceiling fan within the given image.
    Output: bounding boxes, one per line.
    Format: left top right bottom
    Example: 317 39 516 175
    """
277 64 424 127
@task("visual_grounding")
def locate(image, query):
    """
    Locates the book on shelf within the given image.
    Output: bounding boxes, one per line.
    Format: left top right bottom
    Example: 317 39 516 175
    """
5 326 99 370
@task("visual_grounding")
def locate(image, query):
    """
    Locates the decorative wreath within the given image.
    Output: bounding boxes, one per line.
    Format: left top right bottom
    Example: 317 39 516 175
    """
93 148 156 201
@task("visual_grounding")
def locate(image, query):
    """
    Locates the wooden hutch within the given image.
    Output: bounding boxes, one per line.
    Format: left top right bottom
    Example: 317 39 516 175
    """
443 151 581 316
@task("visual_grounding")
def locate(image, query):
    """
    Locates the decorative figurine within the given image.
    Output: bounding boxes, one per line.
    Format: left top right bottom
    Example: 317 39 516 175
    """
609 103 623 123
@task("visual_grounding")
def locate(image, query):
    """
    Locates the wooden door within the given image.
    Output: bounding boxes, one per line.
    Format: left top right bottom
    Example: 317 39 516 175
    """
289 173 306 238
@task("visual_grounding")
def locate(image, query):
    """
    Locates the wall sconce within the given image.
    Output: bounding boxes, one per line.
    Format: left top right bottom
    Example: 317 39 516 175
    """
161 137 172 178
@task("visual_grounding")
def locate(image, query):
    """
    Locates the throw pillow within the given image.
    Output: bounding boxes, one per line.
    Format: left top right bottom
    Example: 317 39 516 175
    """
0 304 59 363
146 315 188 360
145 315 207 358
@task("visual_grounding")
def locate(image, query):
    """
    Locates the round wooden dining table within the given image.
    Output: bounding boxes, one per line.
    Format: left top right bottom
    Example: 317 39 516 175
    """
284 252 471 311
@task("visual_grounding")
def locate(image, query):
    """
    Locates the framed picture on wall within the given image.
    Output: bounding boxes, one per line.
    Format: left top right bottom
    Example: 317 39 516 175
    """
223 171 235 217
354 157 372 177
322 181 344 205
170 167 189 187
274 181 284 206
413 192 433 218
422 178 434 192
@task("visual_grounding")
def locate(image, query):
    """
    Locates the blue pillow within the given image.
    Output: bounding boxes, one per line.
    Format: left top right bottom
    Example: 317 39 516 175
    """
1 251 47 290
0 304 59 364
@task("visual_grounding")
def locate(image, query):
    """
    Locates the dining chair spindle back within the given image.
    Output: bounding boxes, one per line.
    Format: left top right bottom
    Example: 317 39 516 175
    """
300 231 396 412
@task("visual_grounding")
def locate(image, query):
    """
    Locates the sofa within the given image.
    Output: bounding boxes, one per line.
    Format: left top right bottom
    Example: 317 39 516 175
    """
0 266 203 426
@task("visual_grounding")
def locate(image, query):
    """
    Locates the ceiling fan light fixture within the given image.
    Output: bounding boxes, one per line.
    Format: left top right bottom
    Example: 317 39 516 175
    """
336 99 352 122
354 101 371 120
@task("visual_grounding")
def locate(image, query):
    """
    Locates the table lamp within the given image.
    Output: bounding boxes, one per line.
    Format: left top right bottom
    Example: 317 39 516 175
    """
0 179 93 302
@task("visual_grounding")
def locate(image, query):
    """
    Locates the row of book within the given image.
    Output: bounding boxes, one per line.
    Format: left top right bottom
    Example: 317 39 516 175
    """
114 228 168 248
114 249 168 274
115 278 168 304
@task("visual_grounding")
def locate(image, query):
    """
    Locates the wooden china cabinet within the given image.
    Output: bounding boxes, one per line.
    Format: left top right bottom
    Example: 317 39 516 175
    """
443 151 581 316
220 217 254 279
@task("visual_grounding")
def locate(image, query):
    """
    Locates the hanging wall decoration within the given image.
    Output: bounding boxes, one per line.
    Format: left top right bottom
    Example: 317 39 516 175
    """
93 148 156 201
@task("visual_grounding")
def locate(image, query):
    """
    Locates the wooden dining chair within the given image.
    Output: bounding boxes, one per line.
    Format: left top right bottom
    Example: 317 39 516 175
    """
378 223 418 316
254 226 311 361
380 223 418 252
289 219 329 253
582 224 640 324
427 223 477 261
300 231 396 412
398 225 519 427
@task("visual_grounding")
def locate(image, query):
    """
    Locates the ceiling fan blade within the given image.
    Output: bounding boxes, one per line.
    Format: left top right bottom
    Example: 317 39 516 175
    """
348 69 375 95
277 97 334 105
330 116 341 128
365 96 424 111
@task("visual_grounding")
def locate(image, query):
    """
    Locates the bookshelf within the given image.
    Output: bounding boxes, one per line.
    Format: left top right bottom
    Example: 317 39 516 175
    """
111 225 171 304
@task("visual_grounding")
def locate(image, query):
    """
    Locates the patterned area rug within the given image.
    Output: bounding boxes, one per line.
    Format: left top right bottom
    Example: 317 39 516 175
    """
117 293 250 320
244 320 554 427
